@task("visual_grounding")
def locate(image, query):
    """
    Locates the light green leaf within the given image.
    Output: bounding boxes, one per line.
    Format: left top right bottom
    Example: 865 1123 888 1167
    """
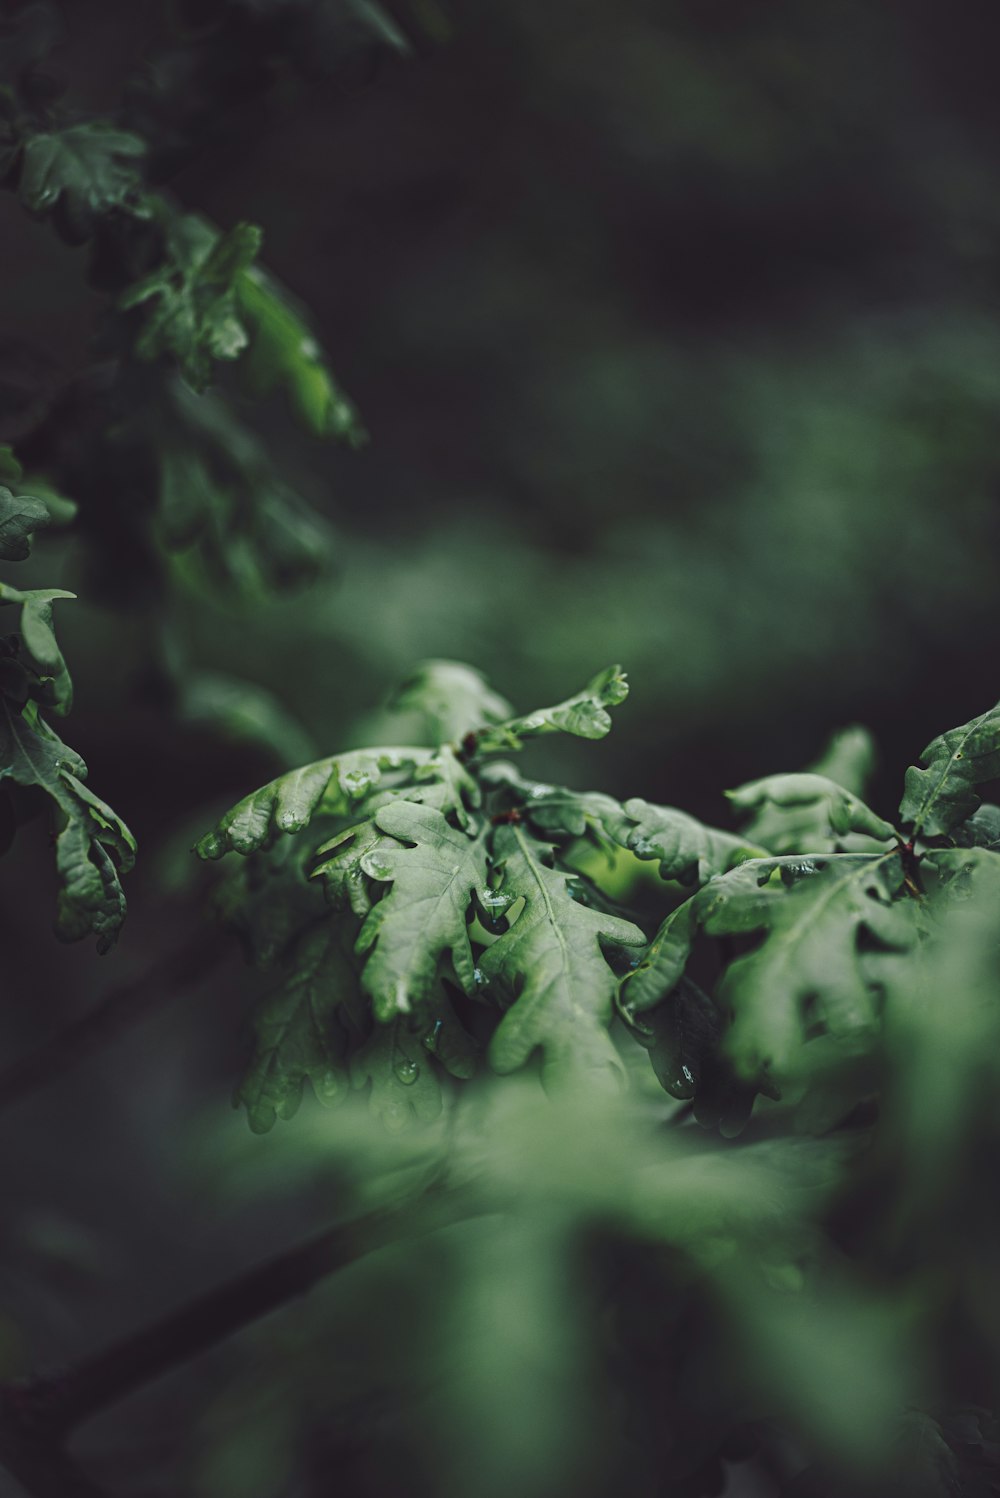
312 814 398 918
389 659 514 747
355 801 488 1020
474 665 628 753
728 772 896 854
195 748 432 858
481 824 645 1084
900 702 1000 837
237 266 365 444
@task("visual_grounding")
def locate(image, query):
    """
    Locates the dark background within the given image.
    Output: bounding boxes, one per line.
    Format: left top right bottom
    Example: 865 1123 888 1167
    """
2 2 1000 1492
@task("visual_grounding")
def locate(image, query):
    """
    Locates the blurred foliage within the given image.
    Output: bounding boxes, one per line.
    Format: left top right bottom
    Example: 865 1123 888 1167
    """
2 0 1000 1494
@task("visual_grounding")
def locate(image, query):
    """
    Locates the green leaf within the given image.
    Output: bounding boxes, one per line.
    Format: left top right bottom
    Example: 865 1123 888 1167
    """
727 773 896 854
121 215 261 391
195 748 433 858
0 583 75 713
480 823 645 1084
18 122 146 239
490 769 760 883
0 484 51 561
389 660 514 747
624 854 917 1088
628 975 721 1100
213 823 332 969
900 703 1000 837
355 800 489 1020
608 796 765 883
237 266 365 444
237 921 362 1133
473 665 628 753
0 698 134 950
152 379 336 594
350 1015 446 1131
952 802 1000 852
311 813 397 918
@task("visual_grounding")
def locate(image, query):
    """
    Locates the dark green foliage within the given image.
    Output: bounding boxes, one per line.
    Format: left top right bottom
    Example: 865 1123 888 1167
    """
200 673 1000 1169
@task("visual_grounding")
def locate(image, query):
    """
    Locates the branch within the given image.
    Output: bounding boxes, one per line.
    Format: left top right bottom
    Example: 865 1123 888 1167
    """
11 1183 475 1438
0 923 226 1117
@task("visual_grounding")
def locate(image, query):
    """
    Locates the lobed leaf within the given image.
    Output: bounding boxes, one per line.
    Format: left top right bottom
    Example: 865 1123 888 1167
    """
0 697 134 950
728 772 896 855
18 122 147 241
390 659 514 747
237 921 362 1133
480 823 645 1085
624 854 918 1090
473 665 628 753
355 801 488 1020
195 748 433 858
900 702 1000 838
350 1016 446 1132
0 583 74 713
121 215 261 391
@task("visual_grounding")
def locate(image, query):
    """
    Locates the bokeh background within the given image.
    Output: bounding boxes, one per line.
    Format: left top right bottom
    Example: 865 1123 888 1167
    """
3 2 1000 1493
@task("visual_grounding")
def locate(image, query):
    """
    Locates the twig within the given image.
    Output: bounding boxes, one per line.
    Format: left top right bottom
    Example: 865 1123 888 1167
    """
14 1183 474 1437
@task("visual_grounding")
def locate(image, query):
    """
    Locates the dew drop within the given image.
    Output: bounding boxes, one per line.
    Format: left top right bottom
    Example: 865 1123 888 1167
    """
423 1019 444 1054
473 967 490 989
393 1057 420 1086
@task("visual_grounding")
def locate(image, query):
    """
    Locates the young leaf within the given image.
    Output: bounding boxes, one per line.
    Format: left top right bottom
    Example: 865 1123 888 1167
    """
900 703 1000 837
390 659 514 747
237 921 361 1133
355 801 488 1020
120 214 261 391
473 665 628 753
0 698 134 950
727 773 896 855
480 823 645 1085
237 265 365 444
195 748 432 858
18 122 147 241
